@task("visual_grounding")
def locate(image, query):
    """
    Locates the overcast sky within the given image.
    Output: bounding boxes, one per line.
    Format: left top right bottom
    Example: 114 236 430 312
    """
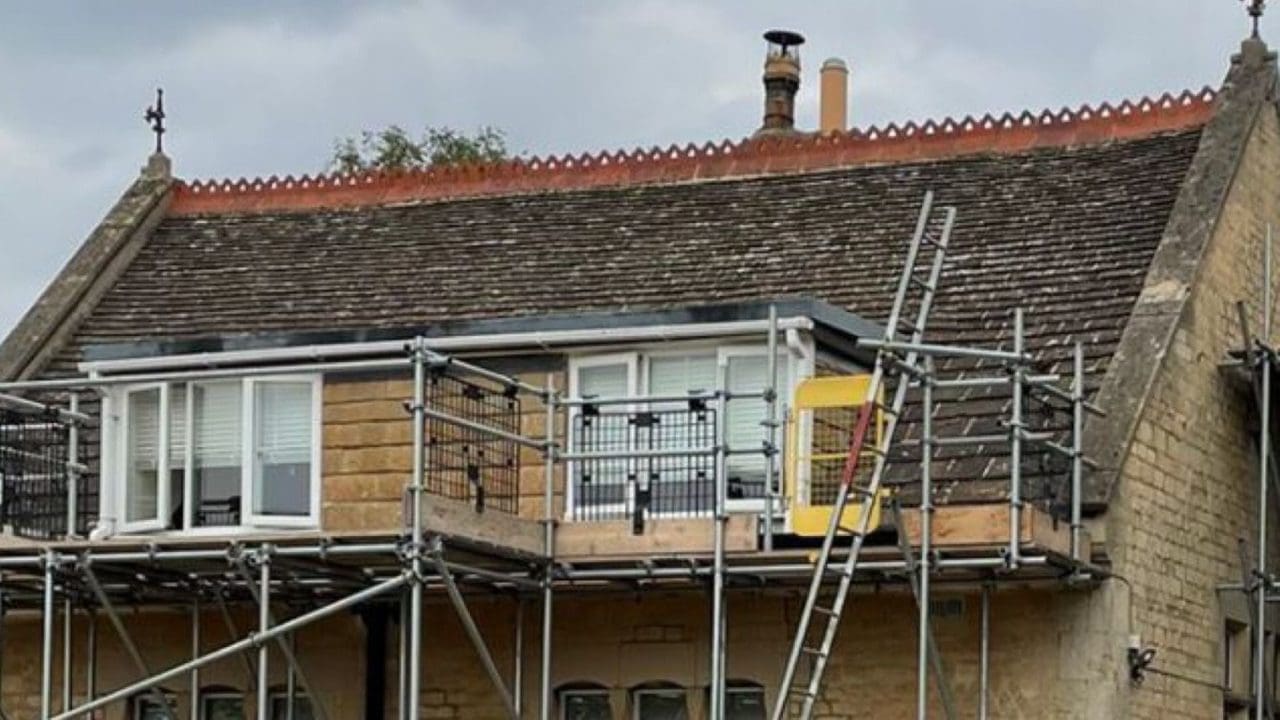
0 1 1267 336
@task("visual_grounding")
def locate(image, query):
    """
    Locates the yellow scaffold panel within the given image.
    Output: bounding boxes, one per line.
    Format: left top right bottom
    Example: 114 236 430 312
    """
785 374 888 537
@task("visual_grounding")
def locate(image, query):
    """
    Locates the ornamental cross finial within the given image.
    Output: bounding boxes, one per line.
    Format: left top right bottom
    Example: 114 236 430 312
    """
144 88 166 155
1246 0 1266 38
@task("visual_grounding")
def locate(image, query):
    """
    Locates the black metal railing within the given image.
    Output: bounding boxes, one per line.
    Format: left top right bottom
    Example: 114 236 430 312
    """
0 407 97 539
570 403 717 529
423 371 521 514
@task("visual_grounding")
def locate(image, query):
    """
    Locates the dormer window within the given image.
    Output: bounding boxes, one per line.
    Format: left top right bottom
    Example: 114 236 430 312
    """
110 375 320 533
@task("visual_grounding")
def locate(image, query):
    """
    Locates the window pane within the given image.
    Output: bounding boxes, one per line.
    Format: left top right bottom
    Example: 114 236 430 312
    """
194 383 243 526
168 385 187 529
635 690 687 720
576 363 631 508
135 697 176 720
563 692 612 720
270 695 314 720
579 364 629 399
126 388 161 523
725 689 766 720
725 355 774 500
253 382 313 517
202 694 245 720
647 355 716 399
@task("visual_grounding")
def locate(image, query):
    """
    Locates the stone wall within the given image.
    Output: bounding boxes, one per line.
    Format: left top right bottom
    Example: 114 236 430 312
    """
321 369 565 532
1104 70 1280 718
0 587 1102 720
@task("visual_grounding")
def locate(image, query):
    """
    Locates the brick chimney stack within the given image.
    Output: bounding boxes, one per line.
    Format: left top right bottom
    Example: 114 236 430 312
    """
819 58 849 134
758 30 805 135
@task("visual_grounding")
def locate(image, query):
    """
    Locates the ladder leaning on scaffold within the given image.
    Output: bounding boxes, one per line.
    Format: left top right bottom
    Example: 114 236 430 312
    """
771 190 956 720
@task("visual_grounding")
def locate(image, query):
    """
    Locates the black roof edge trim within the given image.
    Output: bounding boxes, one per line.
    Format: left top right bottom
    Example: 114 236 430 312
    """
82 297 884 363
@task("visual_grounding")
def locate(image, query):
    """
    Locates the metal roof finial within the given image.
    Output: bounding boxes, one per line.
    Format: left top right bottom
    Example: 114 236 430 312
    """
1245 0 1267 38
144 88 166 155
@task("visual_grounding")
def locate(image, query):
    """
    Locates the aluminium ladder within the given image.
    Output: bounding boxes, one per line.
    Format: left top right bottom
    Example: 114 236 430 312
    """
771 190 956 720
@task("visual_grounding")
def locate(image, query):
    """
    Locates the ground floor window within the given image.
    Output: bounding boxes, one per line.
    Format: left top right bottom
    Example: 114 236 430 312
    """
725 683 766 719
201 690 244 720
560 686 612 719
132 693 177 720
632 687 687 720
112 375 320 533
269 692 314 720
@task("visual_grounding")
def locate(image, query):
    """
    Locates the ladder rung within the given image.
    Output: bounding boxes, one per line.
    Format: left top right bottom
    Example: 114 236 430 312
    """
801 645 827 658
910 276 936 292
788 686 817 697
812 605 838 617
837 524 865 536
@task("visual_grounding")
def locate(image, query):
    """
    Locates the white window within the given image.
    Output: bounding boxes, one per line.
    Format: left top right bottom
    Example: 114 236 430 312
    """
632 687 687 720
560 687 612 720
568 353 639 518
113 375 321 532
133 694 177 720
567 345 788 519
269 692 314 720
200 690 245 720
724 684 766 720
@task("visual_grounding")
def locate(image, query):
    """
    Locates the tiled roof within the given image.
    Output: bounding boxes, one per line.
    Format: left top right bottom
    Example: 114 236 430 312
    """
58 108 1210 503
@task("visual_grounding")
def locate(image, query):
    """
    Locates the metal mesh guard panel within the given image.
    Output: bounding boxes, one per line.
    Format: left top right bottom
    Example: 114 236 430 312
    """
571 405 716 522
424 372 521 514
0 408 97 538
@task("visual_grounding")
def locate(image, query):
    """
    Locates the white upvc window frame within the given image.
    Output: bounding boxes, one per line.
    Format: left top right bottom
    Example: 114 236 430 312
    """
108 374 322 534
565 352 639 519
243 375 324 529
117 383 171 533
565 341 802 521
717 344 791 514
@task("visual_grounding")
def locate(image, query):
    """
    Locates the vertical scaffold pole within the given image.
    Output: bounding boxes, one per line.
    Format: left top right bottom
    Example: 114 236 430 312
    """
1255 226 1273 720
978 584 991 720
61 598 72 713
1008 308 1025 568
190 599 200 720
539 374 557 720
710 364 729 719
408 339 428 720
764 304 779 551
514 599 524 718
916 356 934 720
41 551 55 720
66 393 79 538
257 549 272 720
399 593 409 720
85 608 96 707
286 633 297 720
1069 342 1085 562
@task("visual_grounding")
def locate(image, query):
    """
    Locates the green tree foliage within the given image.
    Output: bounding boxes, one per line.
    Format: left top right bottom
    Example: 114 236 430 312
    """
330 125 509 173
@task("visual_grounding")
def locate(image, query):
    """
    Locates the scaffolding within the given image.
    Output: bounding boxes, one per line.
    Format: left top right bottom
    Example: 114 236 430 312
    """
0 192 1106 720
1219 224 1280 720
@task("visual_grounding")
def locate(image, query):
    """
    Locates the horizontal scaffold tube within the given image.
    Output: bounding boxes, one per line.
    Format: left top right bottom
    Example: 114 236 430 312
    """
51 571 412 720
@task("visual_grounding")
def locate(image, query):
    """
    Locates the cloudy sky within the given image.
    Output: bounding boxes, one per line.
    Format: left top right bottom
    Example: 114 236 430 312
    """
0 1 1265 335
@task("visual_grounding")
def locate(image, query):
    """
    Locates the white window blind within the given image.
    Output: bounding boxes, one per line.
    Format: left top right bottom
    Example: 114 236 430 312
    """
577 363 631 491
125 388 162 523
128 389 161 472
647 354 716 399
255 382 312 466
196 383 243 468
726 355 769 478
579 364 630 399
